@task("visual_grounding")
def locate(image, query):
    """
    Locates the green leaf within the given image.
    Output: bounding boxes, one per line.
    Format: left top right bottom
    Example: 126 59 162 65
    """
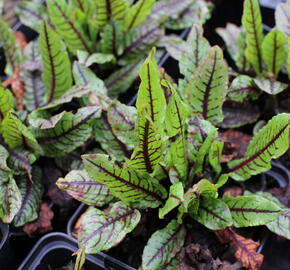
164 81 188 179
71 0 94 15
124 0 155 31
186 117 217 162
47 0 92 54
148 0 193 24
242 0 264 74
13 167 44 227
161 35 190 61
267 210 290 240
77 50 115 66
135 48 166 126
159 182 184 219
194 129 218 175
105 60 142 97
82 154 167 208
107 100 137 149
228 113 290 181
185 46 228 124
275 1 290 36
227 75 258 102
22 41 45 111
122 22 164 62
78 202 140 253
164 0 212 30
193 179 218 198
208 140 223 174
179 24 210 81
288 37 290 78
216 23 240 63
35 106 100 157
192 197 232 230
128 49 166 173
94 114 131 161
56 170 113 206
216 24 250 71
262 29 286 76
74 246 86 270
95 0 129 26
0 174 22 223
223 196 281 227
254 78 288 95
0 20 21 71
142 220 186 270
215 174 229 188
100 20 124 56
16 1 48 32
39 21 73 103
2 112 40 152
0 87 14 121
29 110 66 130
73 63 107 97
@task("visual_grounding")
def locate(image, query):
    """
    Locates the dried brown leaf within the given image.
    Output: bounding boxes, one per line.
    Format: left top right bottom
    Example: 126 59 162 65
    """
220 129 252 162
215 228 263 270
23 203 54 237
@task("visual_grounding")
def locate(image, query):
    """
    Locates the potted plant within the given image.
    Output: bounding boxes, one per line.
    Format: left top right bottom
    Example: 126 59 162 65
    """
56 0 290 269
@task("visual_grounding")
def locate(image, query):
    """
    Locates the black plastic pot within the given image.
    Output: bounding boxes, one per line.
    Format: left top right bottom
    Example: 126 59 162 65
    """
0 222 9 250
17 232 135 270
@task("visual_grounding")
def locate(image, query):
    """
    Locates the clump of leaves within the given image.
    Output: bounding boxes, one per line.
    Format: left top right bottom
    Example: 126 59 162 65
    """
0 0 212 229
57 45 289 270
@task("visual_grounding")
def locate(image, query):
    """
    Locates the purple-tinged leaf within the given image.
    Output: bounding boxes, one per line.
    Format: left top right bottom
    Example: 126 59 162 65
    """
13 167 44 227
254 79 288 95
35 106 101 157
107 100 137 149
83 154 167 207
78 202 140 253
142 220 186 270
0 174 21 223
57 170 113 206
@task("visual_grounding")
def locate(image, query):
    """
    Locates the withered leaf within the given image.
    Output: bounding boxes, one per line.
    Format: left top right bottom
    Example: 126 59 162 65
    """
215 228 263 270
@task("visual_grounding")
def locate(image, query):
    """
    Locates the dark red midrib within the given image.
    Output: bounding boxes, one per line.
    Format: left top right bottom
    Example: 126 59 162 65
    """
194 27 200 67
43 23 56 103
13 179 33 224
85 158 162 201
123 26 159 56
141 120 153 173
105 0 112 20
230 207 280 213
199 205 227 222
272 31 277 75
83 208 135 243
53 0 91 53
112 21 117 56
77 0 85 12
202 51 217 120
249 0 262 73
127 0 145 30
37 109 98 143
102 114 130 158
145 225 183 266
147 63 155 122
229 123 289 173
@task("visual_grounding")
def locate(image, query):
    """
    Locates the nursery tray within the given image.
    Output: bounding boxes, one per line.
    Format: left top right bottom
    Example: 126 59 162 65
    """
17 232 135 270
